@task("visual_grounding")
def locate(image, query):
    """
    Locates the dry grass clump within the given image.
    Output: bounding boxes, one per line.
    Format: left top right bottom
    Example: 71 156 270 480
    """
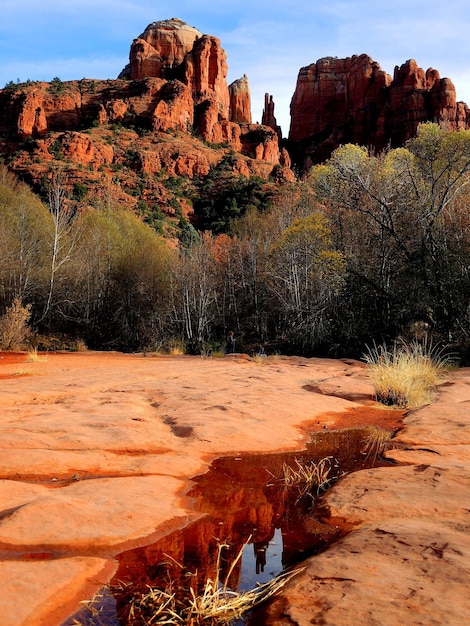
364 339 454 408
167 340 186 356
146 339 187 357
361 426 395 462
282 456 338 496
75 339 87 352
210 350 226 359
26 347 47 362
131 542 302 625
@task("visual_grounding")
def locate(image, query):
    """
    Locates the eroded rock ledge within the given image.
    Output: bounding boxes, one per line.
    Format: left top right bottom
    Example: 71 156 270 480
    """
262 367 470 625
0 352 468 625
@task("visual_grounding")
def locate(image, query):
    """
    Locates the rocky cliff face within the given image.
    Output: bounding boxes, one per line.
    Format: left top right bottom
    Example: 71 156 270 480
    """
0 19 293 227
117 18 257 145
289 54 470 166
1 20 469 217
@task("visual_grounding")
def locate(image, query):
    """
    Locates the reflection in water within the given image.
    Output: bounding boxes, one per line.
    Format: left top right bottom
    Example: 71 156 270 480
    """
64 428 394 625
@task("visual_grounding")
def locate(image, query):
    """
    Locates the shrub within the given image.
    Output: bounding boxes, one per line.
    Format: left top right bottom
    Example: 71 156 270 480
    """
364 339 454 408
0 297 32 350
48 77 65 94
71 182 88 202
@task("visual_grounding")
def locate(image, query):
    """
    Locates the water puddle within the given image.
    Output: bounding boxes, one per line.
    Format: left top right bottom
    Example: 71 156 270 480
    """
64 427 397 625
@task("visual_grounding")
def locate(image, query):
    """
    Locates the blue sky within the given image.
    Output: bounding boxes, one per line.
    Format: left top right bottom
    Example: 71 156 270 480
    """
1 1 470 134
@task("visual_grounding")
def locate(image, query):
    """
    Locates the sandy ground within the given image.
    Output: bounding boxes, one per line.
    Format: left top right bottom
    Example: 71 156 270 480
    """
0 351 468 625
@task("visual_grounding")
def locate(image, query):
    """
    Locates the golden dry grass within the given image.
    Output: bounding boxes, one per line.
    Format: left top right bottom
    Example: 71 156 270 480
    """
75 339 87 352
168 343 186 356
361 426 395 462
131 541 302 625
364 339 454 408
282 456 339 496
26 348 47 362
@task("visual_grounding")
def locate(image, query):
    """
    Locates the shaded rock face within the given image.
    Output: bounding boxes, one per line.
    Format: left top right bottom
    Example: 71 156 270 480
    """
289 54 470 165
262 93 282 141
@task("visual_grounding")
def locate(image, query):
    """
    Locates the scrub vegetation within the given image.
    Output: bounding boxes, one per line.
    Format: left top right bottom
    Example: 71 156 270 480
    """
364 339 455 407
0 123 469 361
127 541 302 625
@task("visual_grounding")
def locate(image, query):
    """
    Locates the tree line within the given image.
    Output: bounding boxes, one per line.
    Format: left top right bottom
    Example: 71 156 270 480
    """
0 123 469 359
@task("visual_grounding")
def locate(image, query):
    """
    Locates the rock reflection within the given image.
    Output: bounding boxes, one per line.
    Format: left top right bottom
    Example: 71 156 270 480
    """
67 428 394 624
112 428 385 623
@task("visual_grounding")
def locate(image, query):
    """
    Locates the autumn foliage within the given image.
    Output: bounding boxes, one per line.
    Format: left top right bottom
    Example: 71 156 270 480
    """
0 123 469 358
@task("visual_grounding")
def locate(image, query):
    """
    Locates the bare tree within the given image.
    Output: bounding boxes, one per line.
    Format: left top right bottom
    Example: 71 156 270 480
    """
39 170 80 323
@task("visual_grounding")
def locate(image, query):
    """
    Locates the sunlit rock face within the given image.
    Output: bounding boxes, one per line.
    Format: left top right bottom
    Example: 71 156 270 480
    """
115 18 286 161
0 17 292 193
119 18 203 81
229 74 252 124
119 18 243 130
289 54 470 165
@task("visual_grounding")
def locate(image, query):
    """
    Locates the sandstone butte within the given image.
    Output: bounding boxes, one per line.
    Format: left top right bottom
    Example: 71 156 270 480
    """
288 54 470 166
0 18 286 169
1 19 470 199
0 351 469 625
0 17 294 219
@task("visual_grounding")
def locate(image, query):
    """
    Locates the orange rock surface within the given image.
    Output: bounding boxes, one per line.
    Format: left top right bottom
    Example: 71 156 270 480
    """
0 351 468 625
262 367 470 626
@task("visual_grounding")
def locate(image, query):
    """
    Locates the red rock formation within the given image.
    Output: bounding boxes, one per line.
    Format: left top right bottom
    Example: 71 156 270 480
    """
0 18 284 191
17 91 48 137
229 75 252 124
120 19 252 134
289 55 391 159
289 54 470 165
184 34 230 116
262 93 282 140
118 19 259 149
119 18 202 81
151 80 194 132
239 125 280 164
59 131 114 166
